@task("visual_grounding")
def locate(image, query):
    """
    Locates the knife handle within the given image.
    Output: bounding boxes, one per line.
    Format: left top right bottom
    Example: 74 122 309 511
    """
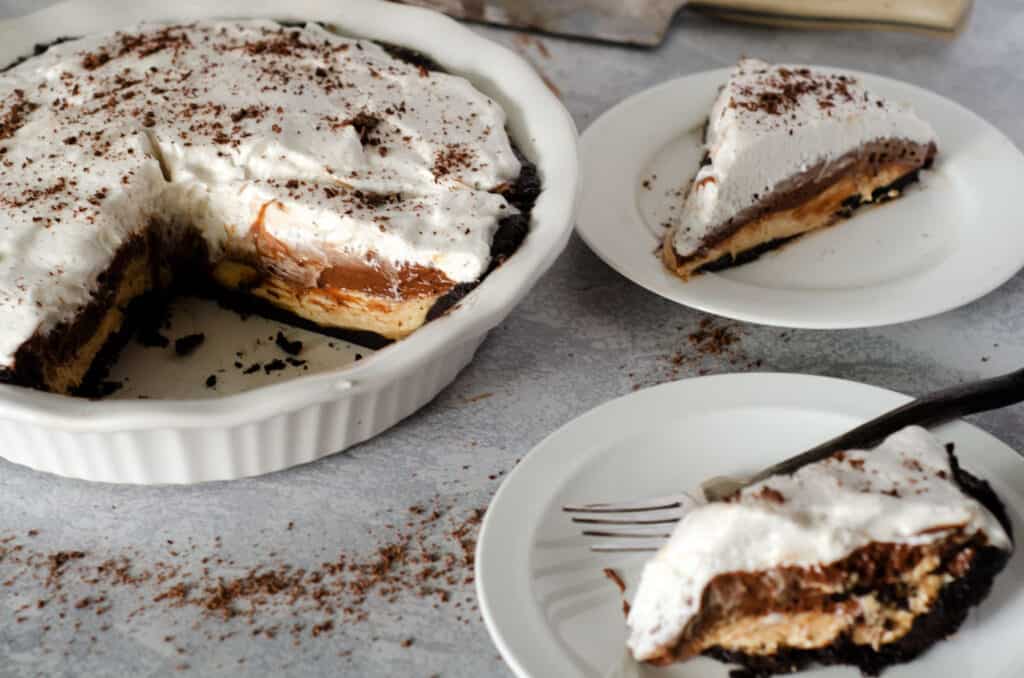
687 0 972 34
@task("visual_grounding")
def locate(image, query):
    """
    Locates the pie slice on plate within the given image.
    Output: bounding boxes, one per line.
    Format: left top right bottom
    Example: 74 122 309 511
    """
627 426 1012 676
663 59 937 280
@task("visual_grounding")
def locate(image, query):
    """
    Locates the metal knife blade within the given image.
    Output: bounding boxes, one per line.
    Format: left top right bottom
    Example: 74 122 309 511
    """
399 0 687 46
397 0 972 47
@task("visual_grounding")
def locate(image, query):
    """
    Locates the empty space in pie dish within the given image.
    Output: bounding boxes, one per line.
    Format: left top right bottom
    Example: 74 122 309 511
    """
105 297 371 400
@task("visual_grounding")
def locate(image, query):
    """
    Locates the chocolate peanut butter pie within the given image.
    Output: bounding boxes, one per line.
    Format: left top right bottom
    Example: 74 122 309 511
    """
627 426 1012 676
0 21 538 394
663 59 937 280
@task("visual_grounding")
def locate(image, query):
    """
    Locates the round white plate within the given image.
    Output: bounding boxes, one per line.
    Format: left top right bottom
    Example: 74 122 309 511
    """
577 69 1024 329
476 373 1024 678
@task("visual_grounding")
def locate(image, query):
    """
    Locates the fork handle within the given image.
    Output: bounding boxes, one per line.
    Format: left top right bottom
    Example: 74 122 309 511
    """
749 367 1024 484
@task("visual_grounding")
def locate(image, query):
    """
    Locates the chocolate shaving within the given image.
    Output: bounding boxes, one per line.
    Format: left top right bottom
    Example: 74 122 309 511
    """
433 144 475 180
344 112 380 146
603 568 626 594
0 90 38 141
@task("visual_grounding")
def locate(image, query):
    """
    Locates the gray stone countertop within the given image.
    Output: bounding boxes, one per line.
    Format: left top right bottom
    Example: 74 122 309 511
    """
1 2 1023 676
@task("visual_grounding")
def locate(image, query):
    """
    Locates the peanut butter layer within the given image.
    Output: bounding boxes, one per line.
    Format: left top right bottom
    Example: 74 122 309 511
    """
212 260 445 340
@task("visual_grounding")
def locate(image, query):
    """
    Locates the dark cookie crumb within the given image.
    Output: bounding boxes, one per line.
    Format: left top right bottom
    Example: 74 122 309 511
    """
263 359 287 374
136 327 170 349
173 334 205 357
274 331 303 356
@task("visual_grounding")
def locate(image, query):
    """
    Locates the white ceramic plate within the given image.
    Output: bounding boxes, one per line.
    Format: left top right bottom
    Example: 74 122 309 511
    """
0 0 578 484
577 69 1024 329
476 373 1024 678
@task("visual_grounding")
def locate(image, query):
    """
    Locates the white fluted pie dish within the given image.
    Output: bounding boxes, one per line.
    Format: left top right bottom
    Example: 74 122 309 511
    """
0 0 578 484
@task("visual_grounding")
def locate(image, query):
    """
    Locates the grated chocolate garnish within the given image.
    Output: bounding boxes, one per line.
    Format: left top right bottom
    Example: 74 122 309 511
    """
0 498 493 662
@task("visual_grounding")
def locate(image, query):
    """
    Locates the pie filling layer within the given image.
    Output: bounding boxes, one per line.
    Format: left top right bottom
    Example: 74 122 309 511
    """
0 21 539 394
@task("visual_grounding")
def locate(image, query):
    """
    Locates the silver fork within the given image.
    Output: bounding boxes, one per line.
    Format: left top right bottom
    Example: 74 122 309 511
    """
564 367 1024 552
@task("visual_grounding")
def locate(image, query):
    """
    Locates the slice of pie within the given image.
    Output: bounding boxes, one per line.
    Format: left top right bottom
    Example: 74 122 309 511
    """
626 426 1012 676
663 59 937 279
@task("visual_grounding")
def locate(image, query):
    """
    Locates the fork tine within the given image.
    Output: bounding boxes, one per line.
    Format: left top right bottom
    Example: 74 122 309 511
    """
571 517 680 526
581 530 673 539
566 494 695 554
562 494 688 514
591 544 659 553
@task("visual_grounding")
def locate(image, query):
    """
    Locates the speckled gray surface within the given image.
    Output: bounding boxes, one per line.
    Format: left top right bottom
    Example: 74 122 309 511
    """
1 2 1024 676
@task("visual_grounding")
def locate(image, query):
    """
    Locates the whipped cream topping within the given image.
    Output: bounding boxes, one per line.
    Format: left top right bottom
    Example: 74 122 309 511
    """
0 21 522 366
672 58 936 258
627 426 1011 662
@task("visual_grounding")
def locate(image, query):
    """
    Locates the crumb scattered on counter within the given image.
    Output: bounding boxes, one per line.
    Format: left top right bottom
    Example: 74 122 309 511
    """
0 501 491 661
